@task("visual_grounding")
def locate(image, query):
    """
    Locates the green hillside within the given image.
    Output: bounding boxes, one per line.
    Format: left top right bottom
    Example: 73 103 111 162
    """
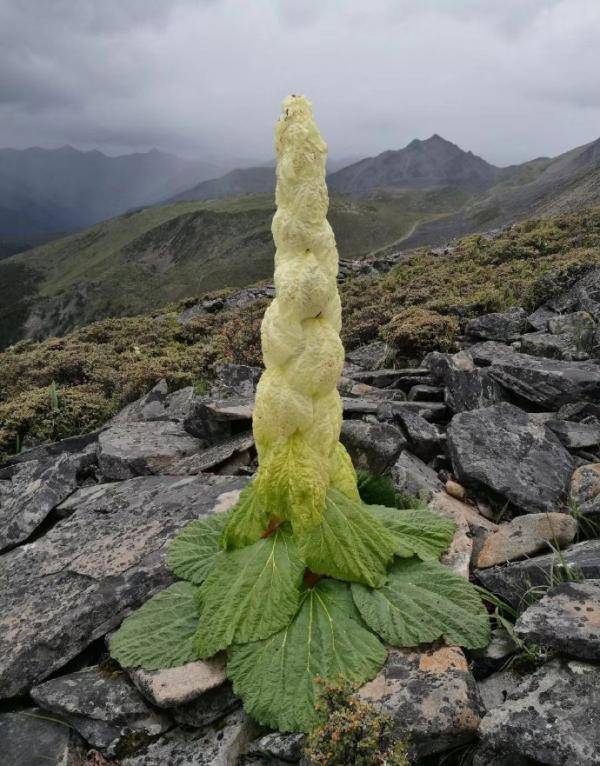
0 191 462 348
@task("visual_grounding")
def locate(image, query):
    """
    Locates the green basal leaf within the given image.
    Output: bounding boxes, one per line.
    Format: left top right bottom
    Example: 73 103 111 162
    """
364 504 456 560
194 526 305 658
356 469 398 507
220 484 270 550
352 558 490 650
298 489 397 588
110 582 200 670
228 579 387 733
167 513 229 583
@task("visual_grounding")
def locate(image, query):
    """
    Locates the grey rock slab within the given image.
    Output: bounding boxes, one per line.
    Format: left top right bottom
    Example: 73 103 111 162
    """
171 682 240 728
0 708 86 766
476 539 600 608
391 450 443 500
469 341 600 408
423 350 503 413
360 645 483 758
340 420 406 474
345 341 390 369
0 474 246 698
211 363 262 398
519 331 588 361
392 408 444 461
110 380 170 425
350 367 434 391
168 432 254 475
477 669 521 712
515 580 600 660
546 419 600 449
448 402 574 514
547 310 596 337
407 383 444 401
31 665 170 757
527 305 556 332
547 266 600 317
473 512 577 568
377 400 448 423
570 462 600 518
0 452 85 551
5 429 100 466
121 709 260 766
98 421 202 479
246 733 306 762
465 307 527 342
128 655 227 708
479 658 600 766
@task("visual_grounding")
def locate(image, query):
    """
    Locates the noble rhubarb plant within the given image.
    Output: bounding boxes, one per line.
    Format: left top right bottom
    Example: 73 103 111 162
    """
110 95 490 732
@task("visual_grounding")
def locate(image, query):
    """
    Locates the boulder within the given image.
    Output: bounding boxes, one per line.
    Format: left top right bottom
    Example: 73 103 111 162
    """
447 403 574 514
211 363 262 398
476 539 600 607
570 463 600 518
128 656 227 708
473 512 577 568
110 380 170 425
183 396 250 444
526 305 557 332
121 709 259 766
345 341 389 370
5 429 99 466
169 432 254 475
546 419 600 450
392 408 444 461
423 350 503 413
390 451 443 500
547 267 600 317
0 709 86 766
515 580 600 660
359 645 483 758
98 421 202 479
340 420 406 474
0 474 245 698
350 367 435 391
519 331 587 361
31 666 170 757
547 310 596 338
0 452 88 551
479 658 600 766
469 341 600 408
464 307 527 342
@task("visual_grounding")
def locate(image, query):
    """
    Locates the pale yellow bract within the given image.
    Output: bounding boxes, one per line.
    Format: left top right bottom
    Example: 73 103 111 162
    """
251 95 360 535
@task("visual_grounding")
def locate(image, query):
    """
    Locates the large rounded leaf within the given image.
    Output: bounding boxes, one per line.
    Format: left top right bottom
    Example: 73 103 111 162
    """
364 504 456 560
167 513 229 584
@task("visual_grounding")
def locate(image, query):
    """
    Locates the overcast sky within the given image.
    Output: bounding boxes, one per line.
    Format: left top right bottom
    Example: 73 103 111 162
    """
1 0 600 166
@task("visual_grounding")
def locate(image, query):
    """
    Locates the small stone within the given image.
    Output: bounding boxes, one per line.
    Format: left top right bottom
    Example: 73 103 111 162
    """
128 655 227 708
570 463 600 518
391 451 443 500
445 479 466 501
473 512 577 568
515 580 600 660
359 645 483 759
340 420 406 473
479 658 600 766
392 408 444 461
0 708 86 766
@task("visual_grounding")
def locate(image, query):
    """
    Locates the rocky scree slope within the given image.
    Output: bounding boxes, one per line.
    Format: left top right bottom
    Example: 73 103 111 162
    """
2 237 600 763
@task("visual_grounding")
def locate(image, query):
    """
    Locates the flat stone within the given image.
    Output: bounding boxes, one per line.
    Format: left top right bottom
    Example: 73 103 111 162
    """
428 491 498 536
546 419 600 450
345 341 389 369
473 512 577 568
0 452 85 551
110 380 170 425
476 539 600 608
203 398 254 421
392 408 444 461
31 666 170 757
391 451 443 500
570 463 600 518
246 733 306 762
465 307 527 342
340 420 406 474
360 645 483 758
0 708 86 766
469 341 600 408
211 363 262 398
477 669 521 712
527 305 556 332
171 682 240 728
515 580 600 660
407 384 444 401
0 474 245 698
338 377 406 401
121 709 259 766
377 400 448 423
128 655 227 708
98 421 201 479
5 429 100 466
423 350 503 413
479 658 600 766
448 403 574 514
169 432 254 475
519 331 586 361
547 267 600 317
547 310 596 337
350 368 432 389
471 627 517 678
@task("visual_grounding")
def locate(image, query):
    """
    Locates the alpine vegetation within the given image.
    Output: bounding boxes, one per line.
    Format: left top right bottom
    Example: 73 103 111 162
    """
110 95 490 733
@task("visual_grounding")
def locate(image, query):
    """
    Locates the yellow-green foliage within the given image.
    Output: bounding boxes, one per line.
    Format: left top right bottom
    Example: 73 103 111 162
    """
1 209 599 460
305 677 409 766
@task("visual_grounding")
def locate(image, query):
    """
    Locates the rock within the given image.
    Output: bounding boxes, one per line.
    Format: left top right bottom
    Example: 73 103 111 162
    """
472 744 536 766
390 451 443 500
345 342 389 370
515 580 600 660
448 403 574 514
359 645 483 758
211 363 262 398
340 420 406 474
128 655 227 708
392 408 444 461
527 305 557 332
182 397 244 445
477 669 521 712
5 429 100 466
171 682 240 727
0 708 86 766
547 310 596 338
169 432 255 475
110 380 170 425
546 419 600 450
570 463 600 518
445 480 467 501
377 400 448 423
479 658 600 766
245 733 306 763
121 709 259 766
469 341 600 408
98 421 202 479
428 491 499 536
547 266 600 317
476 539 600 607
0 452 87 551
519 331 587 361
465 307 527 342
423 350 503 413
407 384 444 401
0 474 245 697
556 400 600 423
31 666 170 757
473 513 577 568
471 627 517 678
350 367 435 391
